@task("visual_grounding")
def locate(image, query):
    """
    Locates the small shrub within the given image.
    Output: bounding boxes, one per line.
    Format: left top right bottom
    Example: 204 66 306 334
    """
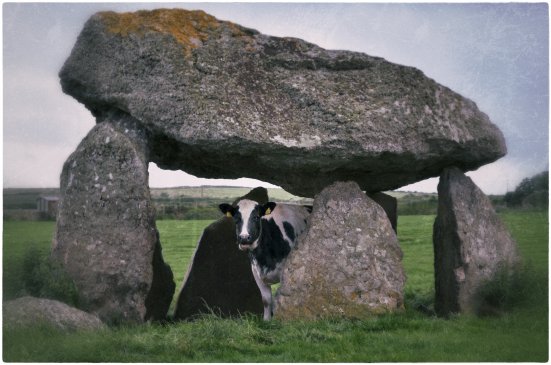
22 248 80 307
473 262 541 316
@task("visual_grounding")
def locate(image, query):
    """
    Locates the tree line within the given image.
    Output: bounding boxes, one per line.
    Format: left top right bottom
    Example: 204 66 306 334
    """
504 171 548 210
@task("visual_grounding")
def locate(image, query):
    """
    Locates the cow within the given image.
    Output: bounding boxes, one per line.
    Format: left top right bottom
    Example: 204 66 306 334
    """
219 199 310 320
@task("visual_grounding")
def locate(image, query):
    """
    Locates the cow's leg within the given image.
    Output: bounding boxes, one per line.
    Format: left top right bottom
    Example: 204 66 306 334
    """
250 262 273 320
259 281 273 321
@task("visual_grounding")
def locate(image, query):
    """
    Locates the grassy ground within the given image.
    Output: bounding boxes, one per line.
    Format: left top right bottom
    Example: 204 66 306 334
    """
2 221 56 300
3 212 548 362
156 219 213 313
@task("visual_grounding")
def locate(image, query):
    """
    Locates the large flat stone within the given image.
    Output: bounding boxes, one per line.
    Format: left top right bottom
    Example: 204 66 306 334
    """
60 9 506 197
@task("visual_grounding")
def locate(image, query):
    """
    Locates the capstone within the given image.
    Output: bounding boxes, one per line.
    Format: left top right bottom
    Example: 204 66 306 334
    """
59 8 507 198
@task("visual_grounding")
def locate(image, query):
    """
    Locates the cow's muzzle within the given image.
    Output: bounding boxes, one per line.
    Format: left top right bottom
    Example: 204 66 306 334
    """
238 243 253 251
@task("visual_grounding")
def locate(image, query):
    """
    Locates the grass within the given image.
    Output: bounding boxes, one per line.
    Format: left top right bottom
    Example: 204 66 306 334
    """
3 309 547 362
3 221 56 300
3 211 548 362
398 215 435 299
155 219 213 313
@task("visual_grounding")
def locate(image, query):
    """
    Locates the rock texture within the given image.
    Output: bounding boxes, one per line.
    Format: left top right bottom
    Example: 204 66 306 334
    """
52 113 175 325
59 8 506 197
274 181 406 320
433 167 520 316
174 188 266 319
3 296 105 331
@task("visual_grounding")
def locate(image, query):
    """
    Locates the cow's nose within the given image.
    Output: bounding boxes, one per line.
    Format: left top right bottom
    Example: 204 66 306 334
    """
239 234 251 242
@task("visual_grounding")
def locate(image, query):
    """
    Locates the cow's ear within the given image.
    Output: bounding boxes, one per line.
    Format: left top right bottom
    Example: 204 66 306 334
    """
262 202 277 216
219 203 235 217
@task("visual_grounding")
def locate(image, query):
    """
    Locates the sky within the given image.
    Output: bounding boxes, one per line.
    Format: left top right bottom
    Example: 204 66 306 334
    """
3 2 549 195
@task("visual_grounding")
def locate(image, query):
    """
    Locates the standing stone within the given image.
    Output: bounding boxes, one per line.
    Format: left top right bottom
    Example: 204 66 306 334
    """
433 167 520 316
275 181 406 320
52 113 175 324
173 188 267 319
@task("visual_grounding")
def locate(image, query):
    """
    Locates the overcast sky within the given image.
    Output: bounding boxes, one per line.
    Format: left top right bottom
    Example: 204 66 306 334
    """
3 2 549 195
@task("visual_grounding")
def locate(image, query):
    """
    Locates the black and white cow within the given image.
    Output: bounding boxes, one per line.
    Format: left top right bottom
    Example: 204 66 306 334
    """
219 199 310 320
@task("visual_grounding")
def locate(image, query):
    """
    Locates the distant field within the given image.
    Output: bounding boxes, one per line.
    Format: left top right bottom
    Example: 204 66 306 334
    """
4 187 434 204
4 187 440 219
150 186 309 202
3 212 548 362
3 186 309 209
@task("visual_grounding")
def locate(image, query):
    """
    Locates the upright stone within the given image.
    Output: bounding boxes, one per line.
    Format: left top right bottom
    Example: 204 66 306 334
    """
433 167 520 316
275 181 406 320
173 188 267 319
52 114 175 324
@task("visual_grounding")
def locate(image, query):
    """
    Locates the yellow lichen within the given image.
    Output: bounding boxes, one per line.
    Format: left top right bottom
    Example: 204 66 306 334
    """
98 9 246 57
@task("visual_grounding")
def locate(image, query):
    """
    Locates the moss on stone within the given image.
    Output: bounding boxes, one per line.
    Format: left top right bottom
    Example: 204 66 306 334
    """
98 9 246 57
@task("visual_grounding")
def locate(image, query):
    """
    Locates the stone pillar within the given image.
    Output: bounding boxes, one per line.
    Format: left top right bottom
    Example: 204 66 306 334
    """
433 167 520 316
275 181 406 320
52 114 174 324
173 188 267 320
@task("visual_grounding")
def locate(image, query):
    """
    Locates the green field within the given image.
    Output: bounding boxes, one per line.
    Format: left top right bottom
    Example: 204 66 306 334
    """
3 212 548 362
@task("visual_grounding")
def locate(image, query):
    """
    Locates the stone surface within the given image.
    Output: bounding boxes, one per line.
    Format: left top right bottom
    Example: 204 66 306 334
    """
60 9 506 197
433 167 520 316
274 181 406 320
3 296 105 331
52 112 175 325
367 192 398 233
173 188 267 319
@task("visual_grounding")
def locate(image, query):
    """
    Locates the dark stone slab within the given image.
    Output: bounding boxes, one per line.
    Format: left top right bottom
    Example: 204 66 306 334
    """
367 192 397 233
173 188 267 319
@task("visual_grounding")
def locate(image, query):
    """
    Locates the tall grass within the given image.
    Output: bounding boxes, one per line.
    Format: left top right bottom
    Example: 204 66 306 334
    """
3 221 55 300
3 211 548 362
20 247 80 307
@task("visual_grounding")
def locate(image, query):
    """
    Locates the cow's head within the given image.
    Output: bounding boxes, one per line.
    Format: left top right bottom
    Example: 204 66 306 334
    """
219 199 276 251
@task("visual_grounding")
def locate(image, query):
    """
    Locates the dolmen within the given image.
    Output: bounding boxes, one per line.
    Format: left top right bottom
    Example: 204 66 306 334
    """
52 8 515 323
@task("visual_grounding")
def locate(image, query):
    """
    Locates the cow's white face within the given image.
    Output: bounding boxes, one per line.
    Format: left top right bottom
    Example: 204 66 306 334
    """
219 200 276 251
